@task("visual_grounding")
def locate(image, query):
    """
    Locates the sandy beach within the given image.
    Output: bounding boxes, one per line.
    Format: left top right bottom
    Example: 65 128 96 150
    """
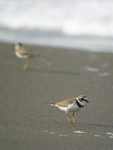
0 42 113 150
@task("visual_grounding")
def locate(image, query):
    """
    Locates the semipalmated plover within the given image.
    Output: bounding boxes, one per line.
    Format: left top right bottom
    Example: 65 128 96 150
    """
14 43 40 70
49 95 89 124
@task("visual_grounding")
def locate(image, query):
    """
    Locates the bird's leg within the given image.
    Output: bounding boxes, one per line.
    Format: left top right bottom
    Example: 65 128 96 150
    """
65 112 73 124
22 58 29 70
72 113 75 124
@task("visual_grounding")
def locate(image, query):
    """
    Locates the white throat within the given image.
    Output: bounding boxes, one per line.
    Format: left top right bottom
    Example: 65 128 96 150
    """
76 97 85 106
15 45 20 50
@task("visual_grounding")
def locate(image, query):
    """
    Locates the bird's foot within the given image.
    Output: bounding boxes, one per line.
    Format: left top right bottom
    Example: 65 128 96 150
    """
69 120 74 124
73 121 76 124
22 66 28 70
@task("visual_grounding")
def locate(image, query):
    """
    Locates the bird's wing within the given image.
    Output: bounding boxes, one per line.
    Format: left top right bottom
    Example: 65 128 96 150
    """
17 46 33 55
56 97 76 107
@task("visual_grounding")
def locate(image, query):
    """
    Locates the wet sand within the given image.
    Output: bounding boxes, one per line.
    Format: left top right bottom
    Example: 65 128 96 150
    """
0 42 113 150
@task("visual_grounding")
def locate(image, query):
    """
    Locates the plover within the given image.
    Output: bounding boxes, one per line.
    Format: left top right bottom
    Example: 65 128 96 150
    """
14 43 40 70
49 95 89 124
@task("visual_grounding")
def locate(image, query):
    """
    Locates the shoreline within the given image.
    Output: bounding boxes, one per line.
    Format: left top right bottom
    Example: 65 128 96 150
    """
0 39 113 54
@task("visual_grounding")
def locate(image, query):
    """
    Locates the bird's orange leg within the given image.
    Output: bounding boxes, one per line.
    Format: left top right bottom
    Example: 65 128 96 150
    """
72 113 75 124
65 112 73 124
22 58 29 70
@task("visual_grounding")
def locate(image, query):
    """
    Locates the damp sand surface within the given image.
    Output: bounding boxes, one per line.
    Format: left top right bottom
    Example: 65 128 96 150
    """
0 42 113 150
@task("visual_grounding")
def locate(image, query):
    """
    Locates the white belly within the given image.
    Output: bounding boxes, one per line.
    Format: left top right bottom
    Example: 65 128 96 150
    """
68 103 80 112
55 103 81 113
15 51 29 59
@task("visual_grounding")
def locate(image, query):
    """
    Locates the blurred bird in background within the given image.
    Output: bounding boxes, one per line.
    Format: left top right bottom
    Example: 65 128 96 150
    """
14 43 40 70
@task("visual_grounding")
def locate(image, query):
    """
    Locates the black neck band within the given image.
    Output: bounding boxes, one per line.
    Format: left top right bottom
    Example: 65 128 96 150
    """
76 100 84 108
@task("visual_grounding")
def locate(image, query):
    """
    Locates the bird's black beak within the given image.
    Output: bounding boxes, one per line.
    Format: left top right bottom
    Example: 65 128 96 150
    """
85 100 89 103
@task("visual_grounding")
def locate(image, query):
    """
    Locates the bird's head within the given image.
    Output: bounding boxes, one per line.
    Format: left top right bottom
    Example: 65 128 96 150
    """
77 95 89 103
14 42 22 49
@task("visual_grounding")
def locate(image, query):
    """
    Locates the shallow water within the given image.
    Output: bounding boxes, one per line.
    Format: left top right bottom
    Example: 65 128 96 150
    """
0 0 113 52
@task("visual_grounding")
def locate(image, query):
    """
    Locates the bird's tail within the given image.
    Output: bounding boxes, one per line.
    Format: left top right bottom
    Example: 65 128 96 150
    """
47 102 56 106
33 52 40 56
